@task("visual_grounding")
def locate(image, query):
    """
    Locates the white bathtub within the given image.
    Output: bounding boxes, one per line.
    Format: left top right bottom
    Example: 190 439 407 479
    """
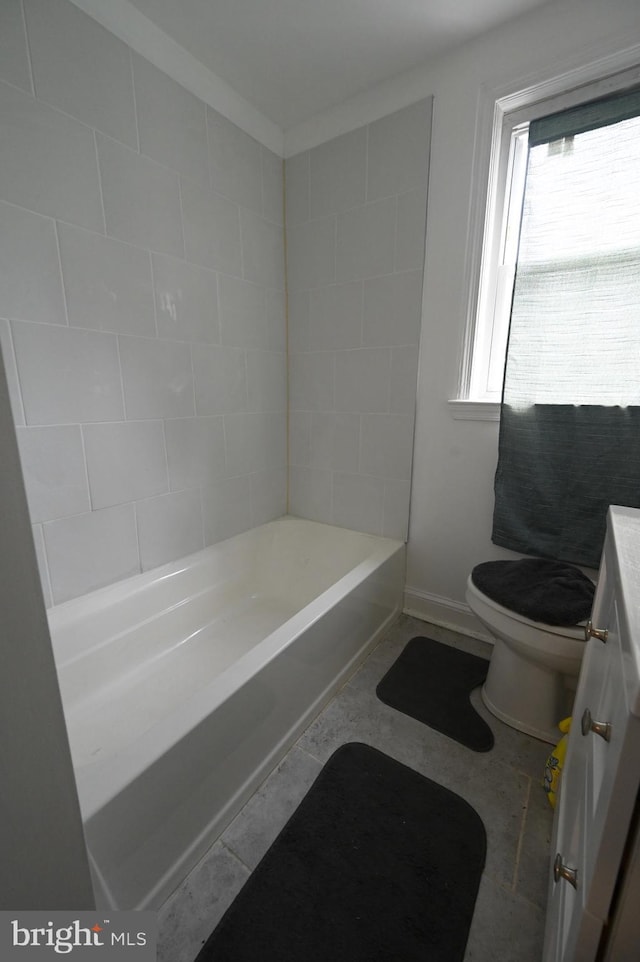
48 517 405 911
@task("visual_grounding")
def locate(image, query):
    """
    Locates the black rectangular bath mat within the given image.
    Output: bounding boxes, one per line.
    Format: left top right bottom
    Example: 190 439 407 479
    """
196 742 486 962
376 637 494 751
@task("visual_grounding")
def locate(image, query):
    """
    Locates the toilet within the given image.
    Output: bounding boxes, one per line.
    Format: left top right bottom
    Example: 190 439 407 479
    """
465 561 592 744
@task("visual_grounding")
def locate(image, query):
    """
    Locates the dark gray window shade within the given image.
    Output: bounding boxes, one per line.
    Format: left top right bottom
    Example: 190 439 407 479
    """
492 90 640 567
529 84 640 146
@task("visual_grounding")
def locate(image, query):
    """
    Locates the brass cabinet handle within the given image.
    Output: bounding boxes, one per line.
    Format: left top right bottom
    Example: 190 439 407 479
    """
585 620 608 643
581 708 611 742
554 853 578 889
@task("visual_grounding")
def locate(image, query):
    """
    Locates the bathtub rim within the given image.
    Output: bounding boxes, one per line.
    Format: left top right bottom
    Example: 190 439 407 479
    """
48 515 402 642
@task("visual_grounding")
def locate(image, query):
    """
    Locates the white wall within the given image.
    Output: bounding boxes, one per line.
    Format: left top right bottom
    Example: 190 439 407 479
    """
402 0 640 625
0 0 286 606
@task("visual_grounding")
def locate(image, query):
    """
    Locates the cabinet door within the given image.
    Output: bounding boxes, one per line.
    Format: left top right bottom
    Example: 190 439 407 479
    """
543 532 640 962
542 556 616 962
543 635 605 962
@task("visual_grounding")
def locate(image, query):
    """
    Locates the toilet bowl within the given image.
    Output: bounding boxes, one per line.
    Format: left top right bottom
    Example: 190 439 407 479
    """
465 575 587 743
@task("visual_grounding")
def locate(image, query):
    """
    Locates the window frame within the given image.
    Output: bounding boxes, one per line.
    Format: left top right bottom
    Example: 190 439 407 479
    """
451 54 640 422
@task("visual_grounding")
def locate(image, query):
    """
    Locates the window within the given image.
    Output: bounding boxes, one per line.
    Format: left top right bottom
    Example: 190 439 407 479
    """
490 83 640 566
506 105 640 407
470 122 528 403
453 60 640 418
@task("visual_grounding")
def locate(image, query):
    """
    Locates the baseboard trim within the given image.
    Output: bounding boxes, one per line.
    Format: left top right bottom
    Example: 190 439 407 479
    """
403 586 494 644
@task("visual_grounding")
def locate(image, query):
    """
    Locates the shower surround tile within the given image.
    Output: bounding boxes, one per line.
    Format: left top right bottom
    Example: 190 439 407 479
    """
193 345 248 416
335 196 397 282
12 322 124 425
0 319 25 426
202 475 253 545
43 503 139 604
261 147 284 226
284 150 310 227
285 215 336 291
164 416 226 491
0 79 103 230
119 336 195 421
286 98 432 539
97 134 184 258
0 0 32 92
239 209 284 288
136 489 204 572
58 224 156 337
207 107 264 214
133 53 209 188
218 274 267 349
152 253 220 344
0 202 66 326
83 420 169 509
0 0 286 605
362 270 424 346
180 178 242 276
250 467 287 526
366 99 434 201
16 425 90 522
309 127 367 218
24 0 137 149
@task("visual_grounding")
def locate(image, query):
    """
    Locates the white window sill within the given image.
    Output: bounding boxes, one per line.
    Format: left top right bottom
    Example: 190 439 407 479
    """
448 399 500 421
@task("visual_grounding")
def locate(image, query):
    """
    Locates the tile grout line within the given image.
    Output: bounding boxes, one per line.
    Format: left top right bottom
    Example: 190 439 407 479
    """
511 775 532 893
218 837 254 875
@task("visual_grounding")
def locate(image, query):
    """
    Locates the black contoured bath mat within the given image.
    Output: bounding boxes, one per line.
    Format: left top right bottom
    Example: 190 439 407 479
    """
377 636 494 751
197 743 486 962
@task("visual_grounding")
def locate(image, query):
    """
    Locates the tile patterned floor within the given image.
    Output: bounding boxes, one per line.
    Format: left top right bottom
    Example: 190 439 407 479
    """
157 615 554 961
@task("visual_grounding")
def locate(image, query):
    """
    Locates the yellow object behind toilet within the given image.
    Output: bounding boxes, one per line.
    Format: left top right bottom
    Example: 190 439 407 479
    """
544 717 572 809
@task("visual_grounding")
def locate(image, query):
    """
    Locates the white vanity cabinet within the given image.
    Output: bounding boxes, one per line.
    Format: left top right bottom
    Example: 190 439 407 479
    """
543 505 640 962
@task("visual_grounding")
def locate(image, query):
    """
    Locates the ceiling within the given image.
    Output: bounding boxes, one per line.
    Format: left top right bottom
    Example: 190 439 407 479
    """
126 0 554 131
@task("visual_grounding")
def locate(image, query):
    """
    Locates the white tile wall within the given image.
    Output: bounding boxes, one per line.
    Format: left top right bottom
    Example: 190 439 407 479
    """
308 282 362 350
193 345 248 415
286 99 432 539
96 134 184 257
0 0 32 93
58 224 156 336
16 425 90 522
164 417 226 490
0 0 430 603
207 108 264 214
12 322 124 425
152 253 220 343
309 127 367 218
180 178 242 275
132 54 209 188
0 320 25 425
334 348 391 413
362 271 424 346
0 202 66 325
119 336 194 420
0 80 103 230
366 100 433 200
218 275 268 348
83 420 168 509
136 489 204 571
0 0 286 605
43 504 140 604
201 475 253 545
286 216 336 291
335 197 397 282
24 0 137 150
